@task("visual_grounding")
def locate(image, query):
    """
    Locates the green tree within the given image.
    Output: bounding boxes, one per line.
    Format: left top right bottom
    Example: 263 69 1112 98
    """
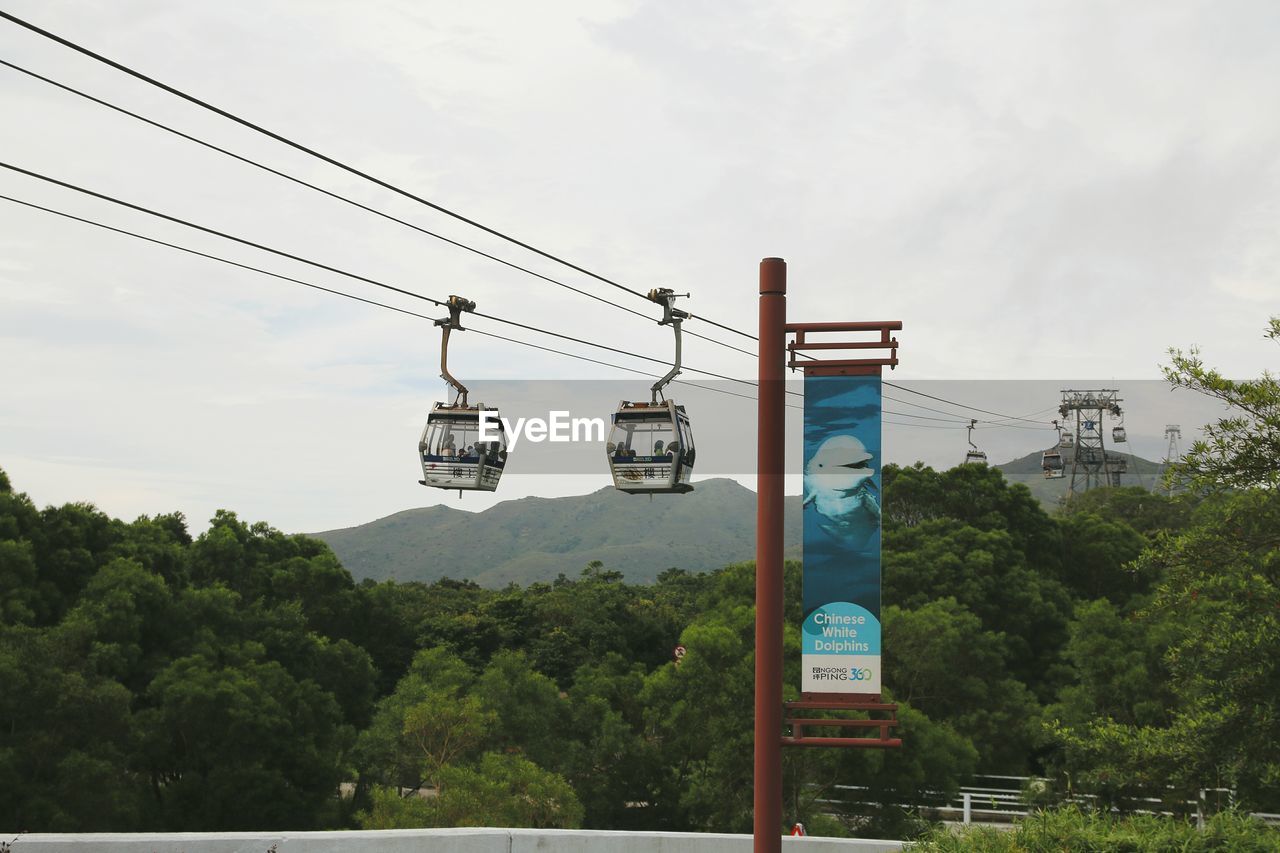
1045 597 1176 733
884 463 1063 573
58 557 175 691
883 599 1039 772
354 647 492 792
640 599 759 832
0 537 41 626
884 519 1073 696
560 654 655 828
433 753 584 828
134 649 350 829
1055 512 1151 604
472 650 566 770
1059 486 1194 538
0 624 142 830
28 502 126 623
1162 316 1280 491
358 753 583 829
1052 318 1280 810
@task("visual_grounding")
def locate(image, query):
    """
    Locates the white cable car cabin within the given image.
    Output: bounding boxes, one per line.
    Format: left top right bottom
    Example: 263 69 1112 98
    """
416 294 508 493
1059 432 1075 449
608 399 695 494
419 404 507 492
1042 448 1064 478
1112 426 1127 443
607 288 695 495
963 420 987 465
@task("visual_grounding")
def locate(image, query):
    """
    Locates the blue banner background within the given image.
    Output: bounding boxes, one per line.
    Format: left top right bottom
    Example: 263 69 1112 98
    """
802 374 883 620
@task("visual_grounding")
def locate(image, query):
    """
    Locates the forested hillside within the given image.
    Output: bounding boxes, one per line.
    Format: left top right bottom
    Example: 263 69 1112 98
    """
314 460 1160 589
2 461 1271 836
3 320 1276 838
312 478 804 587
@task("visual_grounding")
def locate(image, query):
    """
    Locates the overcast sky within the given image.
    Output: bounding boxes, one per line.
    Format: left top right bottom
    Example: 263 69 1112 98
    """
1 1 1276 533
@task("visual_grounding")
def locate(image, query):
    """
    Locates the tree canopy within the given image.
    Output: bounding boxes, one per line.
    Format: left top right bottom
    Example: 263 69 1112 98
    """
2 318 1274 834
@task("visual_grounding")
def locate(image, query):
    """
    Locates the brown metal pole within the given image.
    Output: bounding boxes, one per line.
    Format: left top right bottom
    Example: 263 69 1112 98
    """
755 257 786 853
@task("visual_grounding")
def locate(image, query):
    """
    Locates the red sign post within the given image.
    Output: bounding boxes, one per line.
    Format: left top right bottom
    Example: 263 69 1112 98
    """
754 258 903 853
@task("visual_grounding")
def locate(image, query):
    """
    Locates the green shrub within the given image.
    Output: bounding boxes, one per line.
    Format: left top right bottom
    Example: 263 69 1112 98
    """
914 806 1280 851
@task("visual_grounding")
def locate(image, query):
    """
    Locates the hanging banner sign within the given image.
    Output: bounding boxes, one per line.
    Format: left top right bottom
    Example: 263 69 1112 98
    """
801 373 882 695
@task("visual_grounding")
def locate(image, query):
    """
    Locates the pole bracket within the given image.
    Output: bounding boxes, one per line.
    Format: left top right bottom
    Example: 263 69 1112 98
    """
782 698 902 749
785 320 901 375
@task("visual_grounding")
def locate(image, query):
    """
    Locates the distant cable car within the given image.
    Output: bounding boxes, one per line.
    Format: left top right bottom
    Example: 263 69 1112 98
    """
1042 448 1064 479
1110 405 1127 443
418 296 508 493
963 419 987 465
608 289 696 494
1059 432 1075 449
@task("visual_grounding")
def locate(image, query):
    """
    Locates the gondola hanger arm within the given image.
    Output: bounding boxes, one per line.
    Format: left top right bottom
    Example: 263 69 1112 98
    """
647 288 689 403
436 295 476 406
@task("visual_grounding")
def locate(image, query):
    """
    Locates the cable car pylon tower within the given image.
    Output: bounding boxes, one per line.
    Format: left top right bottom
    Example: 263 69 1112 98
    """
1059 389 1122 498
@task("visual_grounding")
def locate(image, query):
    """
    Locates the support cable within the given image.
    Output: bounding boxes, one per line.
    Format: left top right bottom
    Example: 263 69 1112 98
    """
0 58 757 359
0 161 768 389
0 191 795 408
0 10 758 342
0 12 1071 426
882 381 1054 425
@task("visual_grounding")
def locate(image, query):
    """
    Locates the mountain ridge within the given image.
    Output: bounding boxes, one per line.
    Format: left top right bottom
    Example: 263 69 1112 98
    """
313 477 804 588
314 452 1165 587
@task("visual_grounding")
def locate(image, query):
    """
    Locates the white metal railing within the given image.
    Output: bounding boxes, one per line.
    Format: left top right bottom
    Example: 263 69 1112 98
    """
823 775 1280 828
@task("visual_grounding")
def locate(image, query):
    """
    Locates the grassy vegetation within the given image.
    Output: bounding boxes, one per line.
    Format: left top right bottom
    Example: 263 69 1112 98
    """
915 807 1280 852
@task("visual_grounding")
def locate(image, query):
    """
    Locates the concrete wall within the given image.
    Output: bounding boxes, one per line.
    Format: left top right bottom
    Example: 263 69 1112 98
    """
1 828 904 853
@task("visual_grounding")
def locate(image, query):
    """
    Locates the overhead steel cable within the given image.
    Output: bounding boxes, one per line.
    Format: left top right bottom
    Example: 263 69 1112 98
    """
0 191 795 409
0 58 757 360
0 162 768 390
881 380 1054 425
881 410 971 424
0 9 760 344
0 14 1065 425
882 419 970 430
881 394 989 422
0 161 447 308
0 156 1055 423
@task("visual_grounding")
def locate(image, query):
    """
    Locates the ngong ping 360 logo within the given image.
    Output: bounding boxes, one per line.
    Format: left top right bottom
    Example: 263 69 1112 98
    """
810 665 874 683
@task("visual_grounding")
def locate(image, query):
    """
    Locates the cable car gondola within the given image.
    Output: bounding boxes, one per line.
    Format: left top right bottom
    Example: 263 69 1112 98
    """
418 296 508 493
1043 421 1066 477
608 289 695 494
963 419 987 465
1042 448 1064 479
1110 405 1127 443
